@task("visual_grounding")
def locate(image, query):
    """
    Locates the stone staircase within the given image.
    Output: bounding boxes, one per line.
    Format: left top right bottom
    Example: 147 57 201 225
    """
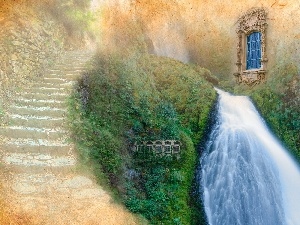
0 51 139 225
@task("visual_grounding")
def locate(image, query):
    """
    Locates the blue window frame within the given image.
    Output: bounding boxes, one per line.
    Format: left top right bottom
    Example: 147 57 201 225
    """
246 32 262 70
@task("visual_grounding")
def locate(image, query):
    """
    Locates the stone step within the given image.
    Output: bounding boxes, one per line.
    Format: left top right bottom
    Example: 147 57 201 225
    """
47 69 63 74
30 82 75 89
9 173 62 195
0 144 72 156
45 73 82 82
69 66 88 69
12 185 106 200
12 173 93 188
23 87 69 95
50 71 82 76
14 98 66 108
9 114 65 128
56 59 88 62
8 177 105 202
65 52 93 56
42 77 69 84
59 60 90 64
22 92 68 101
60 68 88 73
0 126 66 140
9 173 96 196
9 105 66 117
1 152 76 167
3 163 77 175
4 137 70 147
61 55 91 58
52 66 88 72
60 65 89 69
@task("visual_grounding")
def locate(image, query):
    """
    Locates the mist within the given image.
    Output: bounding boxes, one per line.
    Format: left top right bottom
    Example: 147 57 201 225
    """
91 0 300 81
93 0 190 62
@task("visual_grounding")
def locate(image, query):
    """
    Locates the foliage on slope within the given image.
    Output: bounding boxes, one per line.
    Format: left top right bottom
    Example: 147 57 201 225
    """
0 0 94 48
68 52 216 224
39 0 94 47
0 0 94 126
235 63 300 160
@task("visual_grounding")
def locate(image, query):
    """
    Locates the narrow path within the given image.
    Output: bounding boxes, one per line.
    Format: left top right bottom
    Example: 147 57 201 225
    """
0 51 139 225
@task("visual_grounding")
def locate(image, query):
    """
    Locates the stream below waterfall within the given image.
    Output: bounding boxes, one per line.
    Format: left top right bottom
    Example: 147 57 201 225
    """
200 89 300 225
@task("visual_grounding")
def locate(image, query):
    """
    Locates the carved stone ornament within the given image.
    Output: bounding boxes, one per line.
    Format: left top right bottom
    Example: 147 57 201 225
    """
133 140 181 157
234 8 268 86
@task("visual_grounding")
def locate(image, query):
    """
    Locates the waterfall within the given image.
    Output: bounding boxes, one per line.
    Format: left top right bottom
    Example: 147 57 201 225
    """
200 89 300 225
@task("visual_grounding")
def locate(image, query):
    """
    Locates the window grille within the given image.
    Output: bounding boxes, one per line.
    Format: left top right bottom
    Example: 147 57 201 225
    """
246 32 262 70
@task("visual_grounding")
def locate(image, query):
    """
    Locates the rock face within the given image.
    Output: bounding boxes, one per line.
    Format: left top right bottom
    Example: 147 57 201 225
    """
0 50 139 225
180 0 300 79
0 2 65 102
99 0 300 80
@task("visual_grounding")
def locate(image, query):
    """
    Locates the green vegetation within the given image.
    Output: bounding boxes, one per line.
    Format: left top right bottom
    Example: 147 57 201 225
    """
235 62 300 160
41 0 95 47
68 52 216 224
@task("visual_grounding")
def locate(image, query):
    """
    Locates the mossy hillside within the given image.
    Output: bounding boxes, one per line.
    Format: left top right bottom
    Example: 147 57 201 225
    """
146 55 217 144
69 53 216 224
235 62 300 160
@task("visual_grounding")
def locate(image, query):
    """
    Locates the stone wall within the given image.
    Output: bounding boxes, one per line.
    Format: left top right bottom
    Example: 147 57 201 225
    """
104 0 299 82
181 0 300 81
0 2 66 100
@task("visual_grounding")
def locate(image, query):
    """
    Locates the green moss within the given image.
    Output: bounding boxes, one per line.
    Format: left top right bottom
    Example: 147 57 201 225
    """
234 62 300 160
68 52 216 224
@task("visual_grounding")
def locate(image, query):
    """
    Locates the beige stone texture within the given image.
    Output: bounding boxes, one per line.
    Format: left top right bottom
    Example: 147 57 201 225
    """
180 0 300 79
98 0 299 80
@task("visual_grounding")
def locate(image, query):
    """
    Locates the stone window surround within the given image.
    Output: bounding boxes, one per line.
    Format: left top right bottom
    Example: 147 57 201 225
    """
246 32 262 70
234 8 268 86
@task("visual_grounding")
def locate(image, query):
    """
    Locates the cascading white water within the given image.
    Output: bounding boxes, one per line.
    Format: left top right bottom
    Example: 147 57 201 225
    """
200 89 300 225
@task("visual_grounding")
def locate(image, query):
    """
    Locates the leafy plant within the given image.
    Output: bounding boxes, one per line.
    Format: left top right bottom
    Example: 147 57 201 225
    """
236 62 300 160
68 51 216 224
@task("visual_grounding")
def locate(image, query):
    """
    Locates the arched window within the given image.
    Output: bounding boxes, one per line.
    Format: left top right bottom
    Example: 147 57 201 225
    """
234 8 268 86
246 32 262 70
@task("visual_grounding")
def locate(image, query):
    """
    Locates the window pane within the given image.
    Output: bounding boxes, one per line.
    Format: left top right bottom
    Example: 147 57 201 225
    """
246 32 262 70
